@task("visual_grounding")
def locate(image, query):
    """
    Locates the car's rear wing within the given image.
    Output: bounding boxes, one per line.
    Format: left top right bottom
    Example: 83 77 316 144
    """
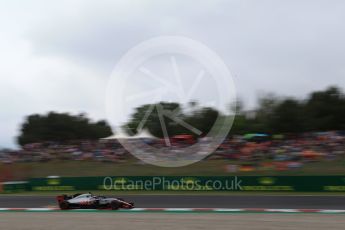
56 195 66 204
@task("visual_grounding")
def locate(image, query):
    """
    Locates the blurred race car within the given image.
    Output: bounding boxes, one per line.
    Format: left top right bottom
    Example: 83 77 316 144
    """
56 193 134 210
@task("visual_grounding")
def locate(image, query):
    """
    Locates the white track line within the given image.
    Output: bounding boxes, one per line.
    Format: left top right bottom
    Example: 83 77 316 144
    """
0 208 344 213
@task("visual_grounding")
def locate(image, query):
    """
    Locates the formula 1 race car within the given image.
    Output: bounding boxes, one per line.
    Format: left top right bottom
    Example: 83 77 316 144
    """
56 193 134 210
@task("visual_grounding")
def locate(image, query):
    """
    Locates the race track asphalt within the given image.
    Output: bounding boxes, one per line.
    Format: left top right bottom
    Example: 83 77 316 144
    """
1 213 345 230
0 195 344 209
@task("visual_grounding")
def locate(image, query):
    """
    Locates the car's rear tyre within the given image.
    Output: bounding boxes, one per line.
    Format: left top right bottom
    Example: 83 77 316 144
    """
59 201 70 210
110 201 121 210
92 200 100 209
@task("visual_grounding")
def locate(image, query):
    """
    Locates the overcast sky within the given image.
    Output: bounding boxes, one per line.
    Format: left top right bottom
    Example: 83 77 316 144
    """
1 0 345 148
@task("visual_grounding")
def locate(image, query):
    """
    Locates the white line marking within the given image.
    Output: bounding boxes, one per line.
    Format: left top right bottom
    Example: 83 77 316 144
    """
266 209 300 213
26 208 55 211
164 208 194 211
213 209 245 212
130 208 146 211
0 208 344 213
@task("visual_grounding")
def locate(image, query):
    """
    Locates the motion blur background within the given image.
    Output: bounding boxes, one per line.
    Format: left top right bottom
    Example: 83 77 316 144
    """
0 0 344 183
1 3 345 230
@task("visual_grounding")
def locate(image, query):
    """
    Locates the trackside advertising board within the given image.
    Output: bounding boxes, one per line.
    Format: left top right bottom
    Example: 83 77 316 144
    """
1 181 30 193
26 176 345 192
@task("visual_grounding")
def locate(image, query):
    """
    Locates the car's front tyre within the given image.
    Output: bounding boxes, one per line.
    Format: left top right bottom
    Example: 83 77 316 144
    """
110 201 121 210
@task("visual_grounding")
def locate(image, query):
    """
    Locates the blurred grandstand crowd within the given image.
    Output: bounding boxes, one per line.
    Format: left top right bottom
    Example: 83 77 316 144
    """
1 131 344 171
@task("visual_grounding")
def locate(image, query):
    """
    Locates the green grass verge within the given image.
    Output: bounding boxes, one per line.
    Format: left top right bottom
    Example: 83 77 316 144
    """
1 158 344 180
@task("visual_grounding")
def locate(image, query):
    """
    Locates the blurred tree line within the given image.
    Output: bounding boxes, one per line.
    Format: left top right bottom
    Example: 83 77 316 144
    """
231 86 345 134
124 102 219 138
17 112 113 146
17 86 345 145
125 86 345 137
